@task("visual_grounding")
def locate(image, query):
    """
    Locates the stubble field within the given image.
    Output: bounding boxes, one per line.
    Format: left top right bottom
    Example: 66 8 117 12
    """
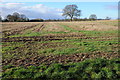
1 20 120 79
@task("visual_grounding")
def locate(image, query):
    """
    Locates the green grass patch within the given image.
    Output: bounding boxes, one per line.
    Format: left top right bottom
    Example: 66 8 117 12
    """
2 39 118 59
8 31 68 37
2 58 120 79
79 30 118 37
60 24 79 32
37 40 118 55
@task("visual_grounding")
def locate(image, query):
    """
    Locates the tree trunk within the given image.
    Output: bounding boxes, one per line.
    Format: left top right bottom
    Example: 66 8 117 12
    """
70 17 72 21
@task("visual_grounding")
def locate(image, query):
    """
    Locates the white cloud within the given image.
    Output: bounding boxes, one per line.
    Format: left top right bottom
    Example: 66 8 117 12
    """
1 3 64 19
31 4 50 14
2 3 25 8
5 3 25 5
56 9 63 12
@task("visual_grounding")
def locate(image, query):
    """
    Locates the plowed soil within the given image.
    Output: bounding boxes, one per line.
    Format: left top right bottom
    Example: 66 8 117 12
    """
2 21 119 68
2 52 119 67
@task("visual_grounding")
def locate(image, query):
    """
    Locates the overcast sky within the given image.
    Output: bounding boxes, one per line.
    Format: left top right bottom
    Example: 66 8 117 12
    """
0 2 118 20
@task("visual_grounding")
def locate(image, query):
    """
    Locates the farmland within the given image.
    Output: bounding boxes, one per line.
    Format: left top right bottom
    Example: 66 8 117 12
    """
1 20 120 79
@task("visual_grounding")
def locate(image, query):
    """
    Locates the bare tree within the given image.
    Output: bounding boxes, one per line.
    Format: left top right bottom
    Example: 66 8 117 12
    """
0 15 2 22
105 17 111 20
89 14 97 20
62 4 81 21
6 14 14 22
6 12 29 22
20 14 28 21
12 12 20 21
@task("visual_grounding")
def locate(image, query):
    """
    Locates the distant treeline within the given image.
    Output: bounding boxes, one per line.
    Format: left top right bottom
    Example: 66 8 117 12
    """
0 12 44 22
1 18 111 22
1 12 112 22
44 18 109 22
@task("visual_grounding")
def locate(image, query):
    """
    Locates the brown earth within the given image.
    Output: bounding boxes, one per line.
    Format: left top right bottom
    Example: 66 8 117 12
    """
32 24 45 32
3 24 39 37
2 34 117 42
2 52 119 67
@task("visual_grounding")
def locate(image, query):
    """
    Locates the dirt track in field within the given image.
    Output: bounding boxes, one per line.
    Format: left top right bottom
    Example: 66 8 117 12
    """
3 24 39 37
32 24 45 32
2 34 117 42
